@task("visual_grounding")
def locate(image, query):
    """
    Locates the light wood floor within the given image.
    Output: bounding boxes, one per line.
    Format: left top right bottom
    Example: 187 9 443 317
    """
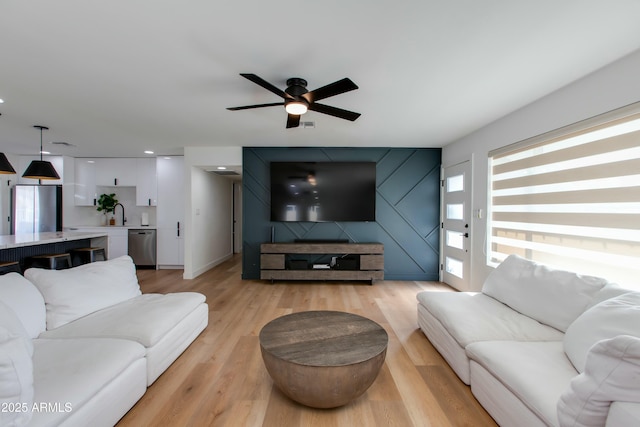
117 255 497 427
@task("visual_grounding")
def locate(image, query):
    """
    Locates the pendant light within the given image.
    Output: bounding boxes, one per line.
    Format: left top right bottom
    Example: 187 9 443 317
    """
0 110 16 174
22 125 60 180
0 153 16 174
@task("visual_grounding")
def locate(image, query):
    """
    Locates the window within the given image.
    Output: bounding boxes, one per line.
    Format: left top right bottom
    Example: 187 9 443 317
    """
488 104 640 290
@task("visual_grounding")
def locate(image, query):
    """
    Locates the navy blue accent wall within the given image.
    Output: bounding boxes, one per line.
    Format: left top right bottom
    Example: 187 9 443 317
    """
242 147 441 280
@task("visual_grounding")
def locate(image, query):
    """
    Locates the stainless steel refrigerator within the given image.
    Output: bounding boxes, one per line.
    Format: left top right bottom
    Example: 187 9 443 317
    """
11 185 63 234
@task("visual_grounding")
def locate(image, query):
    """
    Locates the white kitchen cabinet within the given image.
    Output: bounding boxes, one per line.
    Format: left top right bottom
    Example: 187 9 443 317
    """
76 157 157 206
95 158 136 186
18 156 64 185
107 228 128 259
136 158 157 206
156 156 184 267
74 158 98 206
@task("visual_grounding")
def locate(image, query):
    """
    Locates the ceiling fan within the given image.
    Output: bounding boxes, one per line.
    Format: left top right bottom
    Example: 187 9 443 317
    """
227 73 361 128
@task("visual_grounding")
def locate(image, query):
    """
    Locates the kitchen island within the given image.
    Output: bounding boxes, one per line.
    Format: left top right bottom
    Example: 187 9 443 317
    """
0 231 108 271
67 226 157 266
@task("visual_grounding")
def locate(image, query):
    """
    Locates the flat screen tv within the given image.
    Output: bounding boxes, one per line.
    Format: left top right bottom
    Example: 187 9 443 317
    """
270 161 376 222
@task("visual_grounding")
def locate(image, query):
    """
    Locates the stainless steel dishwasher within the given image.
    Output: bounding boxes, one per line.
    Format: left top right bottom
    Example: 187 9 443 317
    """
128 229 157 268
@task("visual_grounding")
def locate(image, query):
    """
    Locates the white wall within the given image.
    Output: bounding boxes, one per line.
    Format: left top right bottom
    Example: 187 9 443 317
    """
442 48 640 291
183 146 241 279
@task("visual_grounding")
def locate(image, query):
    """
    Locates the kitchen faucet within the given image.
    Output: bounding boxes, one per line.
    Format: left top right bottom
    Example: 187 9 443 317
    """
114 203 126 226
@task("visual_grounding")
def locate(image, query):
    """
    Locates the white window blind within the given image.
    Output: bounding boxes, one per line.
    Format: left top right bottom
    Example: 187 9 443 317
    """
488 105 640 290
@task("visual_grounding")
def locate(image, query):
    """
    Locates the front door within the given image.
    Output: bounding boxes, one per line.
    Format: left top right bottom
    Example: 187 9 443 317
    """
441 160 472 290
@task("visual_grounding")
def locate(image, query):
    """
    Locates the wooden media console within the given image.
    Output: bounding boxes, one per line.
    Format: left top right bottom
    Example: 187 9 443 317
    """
260 242 384 284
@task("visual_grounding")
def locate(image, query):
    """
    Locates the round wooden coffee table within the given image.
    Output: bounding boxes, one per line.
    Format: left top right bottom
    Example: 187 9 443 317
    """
259 310 388 408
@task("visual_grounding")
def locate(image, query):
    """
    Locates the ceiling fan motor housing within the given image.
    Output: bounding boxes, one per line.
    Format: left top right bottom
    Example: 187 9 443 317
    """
285 78 308 97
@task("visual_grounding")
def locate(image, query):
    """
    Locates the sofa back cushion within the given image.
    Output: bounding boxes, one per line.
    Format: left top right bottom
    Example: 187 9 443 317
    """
25 255 142 330
584 282 633 310
0 300 34 427
482 255 609 332
558 335 640 427
0 272 46 338
563 292 640 373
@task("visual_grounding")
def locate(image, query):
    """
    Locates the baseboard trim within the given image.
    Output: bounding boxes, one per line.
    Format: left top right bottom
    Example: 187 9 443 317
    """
185 253 233 279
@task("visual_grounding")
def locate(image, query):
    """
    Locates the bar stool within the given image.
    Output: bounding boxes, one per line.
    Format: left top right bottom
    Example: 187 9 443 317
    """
70 247 107 266
27 253 73 270
0 261 21 275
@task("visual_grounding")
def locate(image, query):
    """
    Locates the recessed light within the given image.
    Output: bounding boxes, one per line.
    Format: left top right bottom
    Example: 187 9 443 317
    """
217 166 227 170
87 160 95 163
40 150 51 155
163 157 171 160
144 150 154 154
0 99 4 104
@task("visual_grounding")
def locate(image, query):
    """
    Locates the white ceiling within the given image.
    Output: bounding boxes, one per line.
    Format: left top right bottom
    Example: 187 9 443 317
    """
2 1 640 158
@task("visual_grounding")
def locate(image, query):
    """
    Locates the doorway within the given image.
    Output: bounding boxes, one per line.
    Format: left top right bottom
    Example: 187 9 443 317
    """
441 160 472 290
233 181 242 254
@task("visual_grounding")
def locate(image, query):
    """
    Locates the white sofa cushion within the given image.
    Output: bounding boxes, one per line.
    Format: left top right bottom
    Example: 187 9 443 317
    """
0 272 46 338
585 283 634 310
39 292 206 346
31 337 145 426
563 292 640 373
416 291 564 384
416 291 564 346
482 255 609 332
25 255 142 330
557 335 640 427
606 402 640 427
466 340 578 426
0 301 34 427
39 292 207 386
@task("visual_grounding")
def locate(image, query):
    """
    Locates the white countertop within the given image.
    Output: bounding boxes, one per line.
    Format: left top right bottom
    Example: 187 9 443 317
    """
0 231 108 250
66 225 157 230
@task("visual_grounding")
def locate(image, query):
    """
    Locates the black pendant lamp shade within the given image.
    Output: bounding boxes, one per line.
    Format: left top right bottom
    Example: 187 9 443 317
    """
0 153 16 174
22 125 60 180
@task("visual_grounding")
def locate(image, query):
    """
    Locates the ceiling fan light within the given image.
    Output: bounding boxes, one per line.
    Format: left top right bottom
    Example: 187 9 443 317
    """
285 101 308 115
0 153 16 174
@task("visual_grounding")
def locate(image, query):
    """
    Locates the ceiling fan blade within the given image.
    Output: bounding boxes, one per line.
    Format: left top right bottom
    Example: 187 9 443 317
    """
286 114 301 128
227 102 284 111
239 73 292 99
303 78 358 103
308 103 361 121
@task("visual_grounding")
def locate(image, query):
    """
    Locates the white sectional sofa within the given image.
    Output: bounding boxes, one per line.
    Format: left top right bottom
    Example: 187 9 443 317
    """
0 256 208 427
417 254 640 427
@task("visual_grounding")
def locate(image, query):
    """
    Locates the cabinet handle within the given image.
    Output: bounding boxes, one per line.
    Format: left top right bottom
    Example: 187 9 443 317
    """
114 178 118 186
177 221 180 237
93 198 96 206
148 198 151 206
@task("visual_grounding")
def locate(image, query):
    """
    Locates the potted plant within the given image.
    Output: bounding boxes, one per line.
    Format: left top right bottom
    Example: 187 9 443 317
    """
97 193 118 225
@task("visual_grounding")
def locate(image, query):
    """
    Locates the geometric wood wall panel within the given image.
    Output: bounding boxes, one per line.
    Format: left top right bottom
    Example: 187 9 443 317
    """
242 147 441 280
